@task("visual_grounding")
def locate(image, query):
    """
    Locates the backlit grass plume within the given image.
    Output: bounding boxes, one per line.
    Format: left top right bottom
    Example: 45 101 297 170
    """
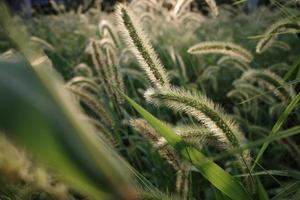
256 18 300 54
101 40 125 103
130 118 182 171
67 86 114 127
204 0 219 17
73 63 93 77
0 134 69 199
240 69 295 103
175 170 189 200
144 87 250 166
98 20 120 47
217 56 251 72
172 0 193 19
174 125 215 147
188 41 253 63
90 39 115 98
232 82 277 105
116 4 170 89
130 118 190 199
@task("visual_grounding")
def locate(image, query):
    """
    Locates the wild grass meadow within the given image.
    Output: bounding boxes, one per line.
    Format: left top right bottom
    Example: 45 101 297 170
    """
0 0 299 199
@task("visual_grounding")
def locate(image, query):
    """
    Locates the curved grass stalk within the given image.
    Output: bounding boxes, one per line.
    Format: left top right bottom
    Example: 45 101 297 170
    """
121 68 147 83
0 49 18 59
116 4 170 89
227 89 253 111
188 41 253 63
130 119 183 171
144 87 251 167
204 0 219 17
74 63 93 77
178 12 205 28
140 13 155 24
175 170 189 200
201 66 220 91
90 39 115 98
30 36 55 51
103 45 125 103
98 20 120 47
270 62 290 74
217 56 251 72
129 0 158 12
66 76 100 93
172 0 193 19
84 116 118 147
119 47 136 66
240 69 295 103
169 47 187 81
67 86 114 127
233 82 277 105
256 18 300 54
178 12 204 22
270 41 291 51
99 37 117 51
130 118 191 199
202 66 220 80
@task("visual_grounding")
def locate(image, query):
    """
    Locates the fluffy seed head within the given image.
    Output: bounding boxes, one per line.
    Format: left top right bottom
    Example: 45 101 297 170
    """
176 170 189 200
241 69 295 102
204 0 219 17
256 18 300 54
188 41 253 63
116 4 170 89
130 119 183 170
144 87 247 149
217 56 250 72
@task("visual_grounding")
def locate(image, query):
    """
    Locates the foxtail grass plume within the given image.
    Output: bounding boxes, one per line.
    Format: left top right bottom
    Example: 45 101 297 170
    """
178 12 205 28
232 82 277 105
204 0 219 17
98 20 120 47
130 119 182 171
217 56 251 72
74 63 93 77
174 125 215 147
144 87 251 166
188 41 253 63
99 37 117 50
130 119 191 199
67 76 100 94
90 39 115 99
30 36 55 52
172 0 193 19
67 86 114 127
270 41 291 51
240 69 295 103
102 43 125 103
176 170 189 200
116 4 170 89
129 0 158 12
256 18 300 54
0 134 69 199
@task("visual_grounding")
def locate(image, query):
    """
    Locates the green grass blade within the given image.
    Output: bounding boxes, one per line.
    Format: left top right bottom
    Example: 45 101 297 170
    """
251 93 300 171
271 181 300 200
118 90 251 200
0 57 137 200
284 54 300 81
235 170 300 180
256 177 269 200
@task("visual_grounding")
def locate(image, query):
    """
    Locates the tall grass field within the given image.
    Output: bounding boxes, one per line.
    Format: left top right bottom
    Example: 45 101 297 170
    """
0 0 299 199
